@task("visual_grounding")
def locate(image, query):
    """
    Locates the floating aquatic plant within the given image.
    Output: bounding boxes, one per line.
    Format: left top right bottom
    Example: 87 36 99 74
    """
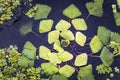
77 64 94 80
86 0 104 17
1 1 120 80
59 64 75 77
22 41 36 60
55 19 71 31
19 21 33 36
0 0 20 24
72 18 87 31
34 4 51 20
63 4 82 19
39 19 54 33
74 53 88 66
96 64 112 74
100 47 114 67
90 35 103 54
112 4 120 26
75 32 87 46
48 30 60 44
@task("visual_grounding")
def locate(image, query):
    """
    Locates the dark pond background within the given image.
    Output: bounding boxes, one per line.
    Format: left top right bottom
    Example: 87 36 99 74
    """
0 0 120 80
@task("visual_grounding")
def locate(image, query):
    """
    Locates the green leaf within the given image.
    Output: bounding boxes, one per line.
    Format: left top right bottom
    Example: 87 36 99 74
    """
41 62 59 75
18 55 34 68
90 36 103 54
72 18 87 31
55 19 71 31
19 22 33 36
51 74 68 80
100 47 114 67
48 30 60 44
86 0 104 17
75 32 87 46
113 13 120 26
60 30 74 41
74 53 88 66
59 64 75 77
39 45 51 60
63 4 81 19
77 64 94 80
34 4 51 20
22 41 36 59
96 64 112 74
57 51 73 62
39 19 54 33
110 32 120 43
48 53 61 64
117 0 120 9
53 40 64 53
97 26 111 45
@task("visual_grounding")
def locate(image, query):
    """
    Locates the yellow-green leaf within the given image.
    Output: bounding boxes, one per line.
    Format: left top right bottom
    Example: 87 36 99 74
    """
90 36 103 54
55 19 71 31
74 53 88 66
63 4 81 19
41 62 59 75
72 18 87 30
39 45 51 60
53 40 64 53
39 19 54 33
48 30 60 44
60 30 74 41
59 64 75 77
34 4 51 20
22 41 36 59
48 53 61 64
57 51 73 62
75 32 87 46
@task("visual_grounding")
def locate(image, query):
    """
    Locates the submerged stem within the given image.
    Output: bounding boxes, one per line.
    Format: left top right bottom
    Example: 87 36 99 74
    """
85 14 90 20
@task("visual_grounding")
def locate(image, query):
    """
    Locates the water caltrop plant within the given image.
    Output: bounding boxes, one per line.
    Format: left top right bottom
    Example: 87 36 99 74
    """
1 0 120 80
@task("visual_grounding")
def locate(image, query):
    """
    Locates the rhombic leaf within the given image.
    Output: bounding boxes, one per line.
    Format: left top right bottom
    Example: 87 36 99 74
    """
60 30 74 41
74 53 88 66
72 18 87 31
59 64 75 77
34 4 51 20
55 19 71 31
90 36 103 54
63 4 81 19
100 47 114 67
41 62 59 75
57 51 73 62
22 41 36 59
77 64 94 80
75 32 87 46
48 30 60 44
86 0 104 17
97 26 111 45
39 19 54 33
39 45 51 60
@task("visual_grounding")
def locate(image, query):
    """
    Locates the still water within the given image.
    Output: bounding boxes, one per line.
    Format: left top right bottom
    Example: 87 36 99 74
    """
0 0 120 80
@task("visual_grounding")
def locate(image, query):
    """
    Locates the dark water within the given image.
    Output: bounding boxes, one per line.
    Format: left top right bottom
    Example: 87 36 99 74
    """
0 0 120 80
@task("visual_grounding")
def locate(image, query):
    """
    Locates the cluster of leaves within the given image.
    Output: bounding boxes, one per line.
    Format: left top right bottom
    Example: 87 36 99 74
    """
89 26 120 75
0 44 41 80
0 0 20 24
0 0 120 80
25 4 51 20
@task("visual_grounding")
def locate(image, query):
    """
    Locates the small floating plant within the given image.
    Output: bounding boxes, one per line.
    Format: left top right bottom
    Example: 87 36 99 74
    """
0 0 120 80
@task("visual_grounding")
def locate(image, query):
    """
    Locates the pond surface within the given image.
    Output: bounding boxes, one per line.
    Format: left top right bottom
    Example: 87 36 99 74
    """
0 0 120 80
